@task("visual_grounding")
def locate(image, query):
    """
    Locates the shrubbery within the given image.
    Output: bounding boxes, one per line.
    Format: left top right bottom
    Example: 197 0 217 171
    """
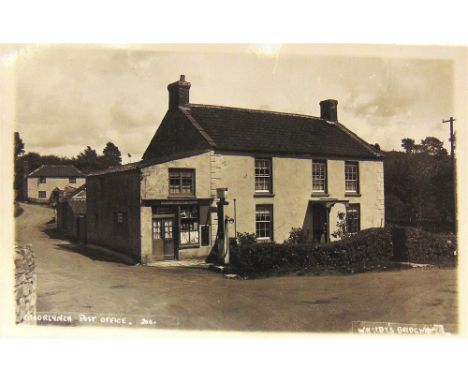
230 228 394 278
392 227 456 267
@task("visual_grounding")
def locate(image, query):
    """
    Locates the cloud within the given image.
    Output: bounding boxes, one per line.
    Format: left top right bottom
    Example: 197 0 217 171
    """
15 46 454 157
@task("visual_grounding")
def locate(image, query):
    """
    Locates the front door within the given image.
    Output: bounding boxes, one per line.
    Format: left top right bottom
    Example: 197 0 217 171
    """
152 218 175 260
312 204 328 243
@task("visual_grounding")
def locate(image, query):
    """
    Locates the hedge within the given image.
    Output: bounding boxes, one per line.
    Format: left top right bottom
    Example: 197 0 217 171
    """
392 227 456 267
230 228 394 278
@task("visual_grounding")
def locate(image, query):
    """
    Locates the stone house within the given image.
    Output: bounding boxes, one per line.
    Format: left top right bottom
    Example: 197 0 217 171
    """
25 165 85 203
56 184 87 242
86 75 384 264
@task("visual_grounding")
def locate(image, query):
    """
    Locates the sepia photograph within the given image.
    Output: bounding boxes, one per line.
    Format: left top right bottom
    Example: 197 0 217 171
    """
1 43 466 337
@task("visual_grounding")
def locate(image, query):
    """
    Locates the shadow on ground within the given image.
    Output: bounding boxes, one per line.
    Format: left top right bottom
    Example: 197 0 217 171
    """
42 226 134 265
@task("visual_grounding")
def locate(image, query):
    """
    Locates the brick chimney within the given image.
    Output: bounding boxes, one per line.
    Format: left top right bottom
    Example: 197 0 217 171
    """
320 99 338 122
167 75 191 110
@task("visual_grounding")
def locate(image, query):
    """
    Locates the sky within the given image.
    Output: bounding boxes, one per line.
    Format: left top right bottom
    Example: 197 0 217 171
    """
13 44 454 163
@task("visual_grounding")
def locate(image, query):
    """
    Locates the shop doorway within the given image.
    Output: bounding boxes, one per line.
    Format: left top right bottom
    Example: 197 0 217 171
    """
152 218 175 260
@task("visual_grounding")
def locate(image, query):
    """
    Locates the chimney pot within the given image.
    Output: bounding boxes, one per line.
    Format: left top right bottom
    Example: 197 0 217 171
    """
320 99 338 122
167 75 191 110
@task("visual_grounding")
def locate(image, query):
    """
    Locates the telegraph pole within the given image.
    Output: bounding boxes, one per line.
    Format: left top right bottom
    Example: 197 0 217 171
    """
442 117 456 235
442 117 456 162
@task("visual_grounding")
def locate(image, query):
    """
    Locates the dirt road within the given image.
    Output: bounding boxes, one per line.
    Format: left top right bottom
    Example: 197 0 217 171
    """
15 202 458 332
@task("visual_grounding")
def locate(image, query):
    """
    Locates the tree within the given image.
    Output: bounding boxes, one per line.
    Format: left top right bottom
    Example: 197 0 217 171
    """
420 136 447 157
14 132 25 159
384 135 454 231
401 138 415 154
75 146 103 173
102 142 122 167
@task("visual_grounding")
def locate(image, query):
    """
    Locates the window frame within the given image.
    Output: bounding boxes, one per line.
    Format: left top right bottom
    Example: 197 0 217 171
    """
312 159 328 194
344 161 360 194
254 158 273 194
38 191 47 199
255 204 274 241
113 211 128 236
69 176 77 184
346 203 361 234
179 205 200 247
39 177 46 184
168 168 196 196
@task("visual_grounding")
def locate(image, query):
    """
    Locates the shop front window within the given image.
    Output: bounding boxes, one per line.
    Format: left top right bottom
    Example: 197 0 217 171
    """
180 205 199 245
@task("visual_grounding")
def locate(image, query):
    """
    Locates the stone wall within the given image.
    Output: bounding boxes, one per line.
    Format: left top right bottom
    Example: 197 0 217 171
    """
15 244 36 324
86 171 142 261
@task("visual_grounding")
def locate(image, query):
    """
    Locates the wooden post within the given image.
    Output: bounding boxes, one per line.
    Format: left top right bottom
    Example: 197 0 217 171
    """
442 117 457 235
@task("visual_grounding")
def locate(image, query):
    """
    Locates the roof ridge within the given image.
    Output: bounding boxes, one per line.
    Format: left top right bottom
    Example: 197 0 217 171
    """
187 103 323 121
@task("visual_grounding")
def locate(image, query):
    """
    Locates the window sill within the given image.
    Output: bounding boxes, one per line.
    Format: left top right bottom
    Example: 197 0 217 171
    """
311 192 330 197
253 193 275 198
179 244 200 249
345 193 362 197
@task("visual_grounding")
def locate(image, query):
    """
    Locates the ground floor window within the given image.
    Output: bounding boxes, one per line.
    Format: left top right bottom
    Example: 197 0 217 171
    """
38 191 47 198
256 205 273 240
346 204 360 234
180 205 199 245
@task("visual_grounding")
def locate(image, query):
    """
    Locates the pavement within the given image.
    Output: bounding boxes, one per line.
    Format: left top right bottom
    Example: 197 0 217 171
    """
15 202 458 333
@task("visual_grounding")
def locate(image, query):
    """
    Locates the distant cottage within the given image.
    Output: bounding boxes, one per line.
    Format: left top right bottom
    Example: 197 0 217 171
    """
25 164 85 203
56 184 87 243
87 75 384 264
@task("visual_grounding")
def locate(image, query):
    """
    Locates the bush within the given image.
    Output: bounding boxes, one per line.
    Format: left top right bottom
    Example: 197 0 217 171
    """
284 227 306 244
230 228 394 278
394 227 456 267
237 232 257 246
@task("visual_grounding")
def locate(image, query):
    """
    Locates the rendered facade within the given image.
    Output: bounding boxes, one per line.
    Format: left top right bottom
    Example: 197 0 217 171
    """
86 76 384 264
25 165 85 203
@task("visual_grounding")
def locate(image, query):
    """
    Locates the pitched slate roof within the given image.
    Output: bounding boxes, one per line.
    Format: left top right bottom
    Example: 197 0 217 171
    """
60 184 86 202
86 162 141 177
29 165 85 178
181 104 382 159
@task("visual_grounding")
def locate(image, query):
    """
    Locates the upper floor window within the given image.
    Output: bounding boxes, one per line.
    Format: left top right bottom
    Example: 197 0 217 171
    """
39 177 46 184
312 160 327 193
346 204 360 234
255 158 272 193
169 169 195 195
256 205 273 241
69 177 77 183
345 161 359 193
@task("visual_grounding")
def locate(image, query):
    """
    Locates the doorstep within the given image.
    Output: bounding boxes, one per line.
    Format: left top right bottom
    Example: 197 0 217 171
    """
146 258 210 268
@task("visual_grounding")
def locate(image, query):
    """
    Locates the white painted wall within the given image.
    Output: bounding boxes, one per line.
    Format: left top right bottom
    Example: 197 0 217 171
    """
27 177 85 203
